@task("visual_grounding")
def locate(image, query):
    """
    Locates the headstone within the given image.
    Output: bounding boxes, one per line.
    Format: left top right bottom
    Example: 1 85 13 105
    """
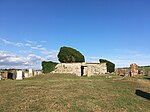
37 71 42 75
16 71 23 80
34 71 37 76
0 75 2 80
24 72 29 78
130 63 138 76
29 68 33 77
147 71 150 76
2 71 8 79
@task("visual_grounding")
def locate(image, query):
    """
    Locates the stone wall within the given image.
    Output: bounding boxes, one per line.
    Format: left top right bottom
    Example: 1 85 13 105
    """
115 68 130 76
52 62 107 76
52 63 82 76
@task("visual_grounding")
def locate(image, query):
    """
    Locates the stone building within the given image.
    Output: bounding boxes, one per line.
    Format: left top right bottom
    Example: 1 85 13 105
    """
52 62 107 76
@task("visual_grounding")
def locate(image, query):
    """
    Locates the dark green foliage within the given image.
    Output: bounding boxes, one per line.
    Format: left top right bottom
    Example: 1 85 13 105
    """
57 46 85 63
42 61 58 74
99 59 115 73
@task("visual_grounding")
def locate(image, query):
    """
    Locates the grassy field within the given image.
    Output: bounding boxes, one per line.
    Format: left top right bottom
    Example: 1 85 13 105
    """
0 74 150 112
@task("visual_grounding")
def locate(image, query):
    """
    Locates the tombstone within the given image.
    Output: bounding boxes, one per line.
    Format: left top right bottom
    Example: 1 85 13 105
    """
16 71 23 80
147 71 150 76
37 71 42 75
2 71 8 79
130 63 138 76
24 72 29 78
33 71 37 76
0 75 2 80
29 68 33 77
11 70 17 79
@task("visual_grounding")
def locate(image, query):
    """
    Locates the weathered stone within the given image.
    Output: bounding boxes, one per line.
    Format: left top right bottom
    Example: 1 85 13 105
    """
130 63 138 76
147 71 150 76
0 74 2 80
29 68 33 77
115 68 130 76
33 71 38 76
52 62 107 76
16 71 23 80
24 72 29 78
1 71 8 79
37 71 42 75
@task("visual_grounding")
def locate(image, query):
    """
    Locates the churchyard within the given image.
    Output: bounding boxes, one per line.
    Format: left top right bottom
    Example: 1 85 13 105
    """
0 73 150 112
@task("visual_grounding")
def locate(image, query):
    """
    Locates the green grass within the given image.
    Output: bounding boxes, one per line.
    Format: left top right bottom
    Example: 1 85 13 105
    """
0 73 150 112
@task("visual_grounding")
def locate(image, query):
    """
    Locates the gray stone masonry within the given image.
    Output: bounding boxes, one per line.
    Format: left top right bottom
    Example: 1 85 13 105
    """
52 62 107 76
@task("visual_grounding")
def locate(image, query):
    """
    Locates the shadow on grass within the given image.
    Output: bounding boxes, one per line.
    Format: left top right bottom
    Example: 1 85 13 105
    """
135 89 150 100
145 78 150 80
142 76 150 81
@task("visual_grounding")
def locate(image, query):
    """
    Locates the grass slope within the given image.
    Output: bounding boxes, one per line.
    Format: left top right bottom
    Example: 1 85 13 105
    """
0 74 150 112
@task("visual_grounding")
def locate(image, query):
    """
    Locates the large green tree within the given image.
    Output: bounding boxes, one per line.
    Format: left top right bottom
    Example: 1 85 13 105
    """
42 61 58 73
99 59 115 73
57 46 85 63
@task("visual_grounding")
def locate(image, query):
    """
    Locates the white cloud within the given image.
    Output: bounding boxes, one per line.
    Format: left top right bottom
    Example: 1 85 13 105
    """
45 50 59 62
25 43 32 47
0 51 44 69
0 38 59 69
26 40 36 44
86 49 150 68
0 38 23 47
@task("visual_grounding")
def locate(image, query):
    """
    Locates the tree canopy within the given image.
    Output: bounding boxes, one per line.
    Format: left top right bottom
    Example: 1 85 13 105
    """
99 59 115 73
42 61 58 73
57 46 85 63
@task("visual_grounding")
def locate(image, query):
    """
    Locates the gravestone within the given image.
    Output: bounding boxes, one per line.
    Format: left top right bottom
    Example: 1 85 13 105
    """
33 71 36 76
0 75 2 80
24 72 29 78
147 71 150 76
16 71 23 80
29 69 33 77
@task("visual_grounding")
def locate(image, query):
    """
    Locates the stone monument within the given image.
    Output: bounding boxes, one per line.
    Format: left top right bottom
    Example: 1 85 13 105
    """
130 63 138 76
16 71 23 80
29 68 33 77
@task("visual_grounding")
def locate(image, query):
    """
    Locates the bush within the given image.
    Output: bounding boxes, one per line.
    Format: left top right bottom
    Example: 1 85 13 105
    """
99 59 115 73
57 46 85 63
42 61 58 73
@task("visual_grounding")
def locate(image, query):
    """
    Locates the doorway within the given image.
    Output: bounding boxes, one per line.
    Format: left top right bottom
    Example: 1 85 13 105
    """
81 66 87 76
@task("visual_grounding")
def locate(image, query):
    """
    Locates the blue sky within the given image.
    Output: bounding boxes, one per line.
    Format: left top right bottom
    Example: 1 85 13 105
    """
0 0 150 69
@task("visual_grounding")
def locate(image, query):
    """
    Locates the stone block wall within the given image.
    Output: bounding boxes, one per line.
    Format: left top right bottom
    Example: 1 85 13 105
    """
53 63 82 76
52 62 107 76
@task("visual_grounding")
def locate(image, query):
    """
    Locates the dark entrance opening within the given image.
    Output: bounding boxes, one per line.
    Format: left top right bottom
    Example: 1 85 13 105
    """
81 66 87 76
8 72 14 79
81 66 84 76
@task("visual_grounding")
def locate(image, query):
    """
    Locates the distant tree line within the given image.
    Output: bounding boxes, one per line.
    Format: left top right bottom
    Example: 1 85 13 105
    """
99 59 115 73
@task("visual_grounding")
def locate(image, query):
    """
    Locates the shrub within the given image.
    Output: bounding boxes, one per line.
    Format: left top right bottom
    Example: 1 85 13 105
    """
42 61 58 73
57 46 85 63
99 59 115 73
